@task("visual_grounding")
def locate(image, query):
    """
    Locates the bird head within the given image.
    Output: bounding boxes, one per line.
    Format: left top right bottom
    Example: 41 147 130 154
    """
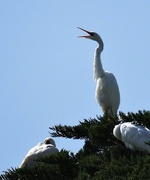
113 124 122 141
44 137 56 147
78 27 104 51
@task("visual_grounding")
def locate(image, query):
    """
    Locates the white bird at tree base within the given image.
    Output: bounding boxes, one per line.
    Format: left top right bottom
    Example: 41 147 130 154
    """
19 137 59 168
113 122 150 153
78 27 120 117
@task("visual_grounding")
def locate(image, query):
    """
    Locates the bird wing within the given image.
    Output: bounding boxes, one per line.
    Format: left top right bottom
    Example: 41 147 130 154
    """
121 123 150 152
96 72 120 116
106 72 120 99
19 144 58 168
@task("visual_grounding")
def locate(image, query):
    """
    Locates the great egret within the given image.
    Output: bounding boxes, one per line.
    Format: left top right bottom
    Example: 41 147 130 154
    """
19 137 59 168
113 122 150 153
78 27 120 117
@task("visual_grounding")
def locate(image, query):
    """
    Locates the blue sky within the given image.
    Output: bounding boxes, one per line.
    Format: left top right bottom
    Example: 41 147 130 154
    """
0 1 150 173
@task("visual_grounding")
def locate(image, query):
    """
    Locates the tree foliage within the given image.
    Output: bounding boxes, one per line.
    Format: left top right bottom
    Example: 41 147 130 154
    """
1 110 150 179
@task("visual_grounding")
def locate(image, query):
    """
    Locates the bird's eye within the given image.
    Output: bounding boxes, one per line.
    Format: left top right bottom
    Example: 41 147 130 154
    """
45 140 50 144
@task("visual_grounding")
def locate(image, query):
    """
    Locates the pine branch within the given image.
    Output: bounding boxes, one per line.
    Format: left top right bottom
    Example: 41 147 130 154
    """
119 110 150 127
49 115 117 149
2 111 150 179
49 123 88 139
49 115 111 139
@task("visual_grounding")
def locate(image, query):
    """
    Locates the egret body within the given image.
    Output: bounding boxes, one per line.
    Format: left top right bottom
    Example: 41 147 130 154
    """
78 27 120 117
113 122 150 153
19 137 59 168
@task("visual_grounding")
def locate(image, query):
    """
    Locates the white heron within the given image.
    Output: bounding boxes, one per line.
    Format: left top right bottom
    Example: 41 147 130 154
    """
78 27 120 117
113 122 150 153
19 137 59 168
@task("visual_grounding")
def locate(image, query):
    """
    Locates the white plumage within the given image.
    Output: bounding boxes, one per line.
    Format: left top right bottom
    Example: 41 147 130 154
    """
113 122 150 153
19 137 59 168
78 27 120 117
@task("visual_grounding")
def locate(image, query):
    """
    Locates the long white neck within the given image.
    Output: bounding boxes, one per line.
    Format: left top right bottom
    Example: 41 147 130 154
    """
93 46 104 81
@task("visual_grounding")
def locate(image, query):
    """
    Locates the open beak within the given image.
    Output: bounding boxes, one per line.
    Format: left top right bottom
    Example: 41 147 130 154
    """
77 27 92 38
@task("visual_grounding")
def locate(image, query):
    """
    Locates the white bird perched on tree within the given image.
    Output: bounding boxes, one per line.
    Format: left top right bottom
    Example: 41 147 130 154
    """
19 137 59 168
113 122 150 153
78 27 120 117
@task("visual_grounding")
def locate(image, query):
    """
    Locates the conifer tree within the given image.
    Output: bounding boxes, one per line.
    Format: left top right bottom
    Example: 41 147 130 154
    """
1 110 150 179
